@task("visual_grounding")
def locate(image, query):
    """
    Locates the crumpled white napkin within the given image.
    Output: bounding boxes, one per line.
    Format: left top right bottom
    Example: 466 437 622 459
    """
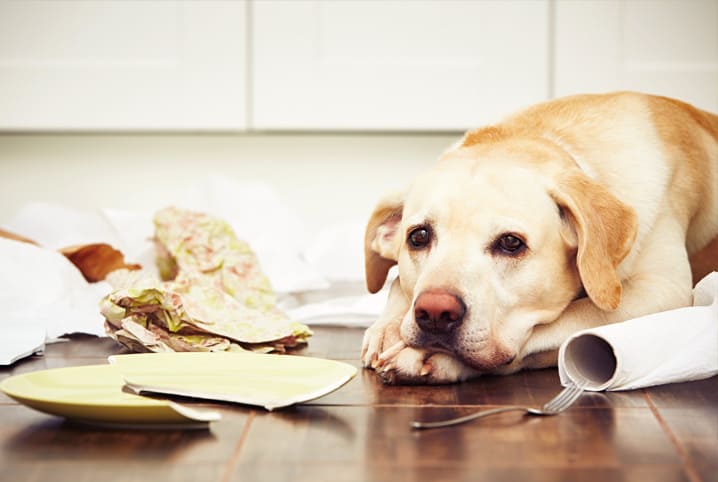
559 272 718 391
0 324 45 365
0 238 110 344
285 291 387 328
303 222 366 283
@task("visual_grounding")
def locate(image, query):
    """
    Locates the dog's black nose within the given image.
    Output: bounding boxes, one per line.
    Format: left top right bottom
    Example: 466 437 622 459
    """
414 290 466 334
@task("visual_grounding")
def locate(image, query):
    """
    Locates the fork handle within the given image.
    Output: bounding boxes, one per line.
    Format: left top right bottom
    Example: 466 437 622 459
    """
411 406 527 430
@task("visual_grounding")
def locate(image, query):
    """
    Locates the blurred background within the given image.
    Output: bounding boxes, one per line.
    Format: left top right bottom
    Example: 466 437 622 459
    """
0 0 716 249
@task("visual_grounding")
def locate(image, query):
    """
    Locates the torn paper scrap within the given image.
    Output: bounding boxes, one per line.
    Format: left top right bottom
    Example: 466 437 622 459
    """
101 273 311 354
153 206 276 310
101 207 312 354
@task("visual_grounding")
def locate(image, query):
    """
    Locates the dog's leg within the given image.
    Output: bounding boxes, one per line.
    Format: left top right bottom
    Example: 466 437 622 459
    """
361 278 408 368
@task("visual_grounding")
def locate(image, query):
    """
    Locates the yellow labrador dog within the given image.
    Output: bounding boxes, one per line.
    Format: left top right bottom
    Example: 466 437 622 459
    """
362 92 718 384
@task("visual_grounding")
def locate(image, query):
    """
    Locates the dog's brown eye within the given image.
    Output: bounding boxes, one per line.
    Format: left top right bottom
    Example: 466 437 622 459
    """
408 226 431 249
495 234 526 255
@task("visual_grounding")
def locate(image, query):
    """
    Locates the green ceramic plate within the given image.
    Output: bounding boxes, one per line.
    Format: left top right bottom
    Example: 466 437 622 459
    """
0 364 220 427
109 351 357 411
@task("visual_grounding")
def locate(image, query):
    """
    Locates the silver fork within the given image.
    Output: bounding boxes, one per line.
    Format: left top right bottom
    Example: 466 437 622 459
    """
411 382 586 430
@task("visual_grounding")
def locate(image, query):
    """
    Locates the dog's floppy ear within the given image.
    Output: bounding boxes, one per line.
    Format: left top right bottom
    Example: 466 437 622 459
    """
365 191 404 293
550 170 638 311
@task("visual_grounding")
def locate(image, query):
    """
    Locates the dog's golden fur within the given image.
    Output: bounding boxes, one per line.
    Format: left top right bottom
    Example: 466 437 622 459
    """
362 92 718 384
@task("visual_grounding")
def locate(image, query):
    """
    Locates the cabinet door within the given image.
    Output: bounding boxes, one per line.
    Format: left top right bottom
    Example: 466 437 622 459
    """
554 0 718 111
0 1 247 130
251 0 549 130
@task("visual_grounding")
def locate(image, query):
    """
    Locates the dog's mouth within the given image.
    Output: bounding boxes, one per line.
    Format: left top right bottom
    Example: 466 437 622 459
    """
455 343 517 371
407 329 516 372
452 349 516 372
424 339 455 354
404 330 453 354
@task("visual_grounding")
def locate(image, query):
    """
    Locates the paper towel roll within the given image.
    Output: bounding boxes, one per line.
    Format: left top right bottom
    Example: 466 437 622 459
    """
558 272 718 391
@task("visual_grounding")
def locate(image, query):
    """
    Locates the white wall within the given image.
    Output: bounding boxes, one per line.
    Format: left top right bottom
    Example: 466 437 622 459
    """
0 133 457 235
2 1 715 131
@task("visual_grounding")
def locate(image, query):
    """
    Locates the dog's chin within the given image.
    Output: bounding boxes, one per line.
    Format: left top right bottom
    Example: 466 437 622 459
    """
450 342 518 372
411 344 515 373
402 327 516 372
456 352 517 372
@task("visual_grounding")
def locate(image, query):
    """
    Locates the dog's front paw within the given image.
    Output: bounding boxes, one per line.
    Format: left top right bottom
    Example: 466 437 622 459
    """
361 317 402 369
377 347 478 385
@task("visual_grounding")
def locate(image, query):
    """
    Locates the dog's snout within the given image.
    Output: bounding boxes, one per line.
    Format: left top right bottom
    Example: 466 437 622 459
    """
414 290 466 334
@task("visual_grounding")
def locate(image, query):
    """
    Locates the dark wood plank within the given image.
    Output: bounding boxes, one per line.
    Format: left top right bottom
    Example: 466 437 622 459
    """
645 377 718 409
654 407 718 482
226 464 690 482
1 327 713 482
230 405 687 482
0 404 253 482
307 362 647 409
645 378 718 481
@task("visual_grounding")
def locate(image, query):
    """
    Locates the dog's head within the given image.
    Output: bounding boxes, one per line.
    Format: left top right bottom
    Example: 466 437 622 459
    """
365 137 637 371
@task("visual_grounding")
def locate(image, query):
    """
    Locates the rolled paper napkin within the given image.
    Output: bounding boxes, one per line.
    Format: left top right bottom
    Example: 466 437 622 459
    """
559 272 718 391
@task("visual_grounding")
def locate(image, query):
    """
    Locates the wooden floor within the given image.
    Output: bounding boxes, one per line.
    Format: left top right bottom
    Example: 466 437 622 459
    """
1 327 716 482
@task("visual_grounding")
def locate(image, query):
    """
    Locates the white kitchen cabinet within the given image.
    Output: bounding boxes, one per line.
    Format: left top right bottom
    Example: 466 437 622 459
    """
554 0 718 112
251 0 550 130
0 1 247 130
1 1 716 132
